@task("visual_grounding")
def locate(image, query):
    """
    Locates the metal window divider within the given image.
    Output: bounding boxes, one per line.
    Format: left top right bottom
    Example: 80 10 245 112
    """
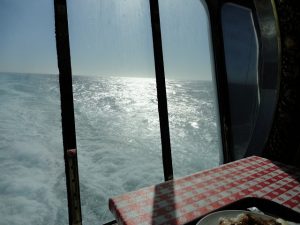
54 0 83 225
149 0 174 181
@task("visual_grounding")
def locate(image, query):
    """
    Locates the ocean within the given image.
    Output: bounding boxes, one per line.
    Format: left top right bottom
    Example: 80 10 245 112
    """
0 73 221 225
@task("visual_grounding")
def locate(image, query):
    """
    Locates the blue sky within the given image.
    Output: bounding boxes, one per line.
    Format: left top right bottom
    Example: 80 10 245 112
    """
0 0 214 80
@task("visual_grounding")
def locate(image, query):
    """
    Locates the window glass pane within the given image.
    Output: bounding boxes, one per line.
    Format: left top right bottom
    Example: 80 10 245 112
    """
67 0 163 224
0 1 68 225
221 3 259 159
159 0 222 177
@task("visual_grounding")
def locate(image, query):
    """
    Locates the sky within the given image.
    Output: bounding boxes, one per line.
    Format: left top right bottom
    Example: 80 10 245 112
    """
0 0 214 80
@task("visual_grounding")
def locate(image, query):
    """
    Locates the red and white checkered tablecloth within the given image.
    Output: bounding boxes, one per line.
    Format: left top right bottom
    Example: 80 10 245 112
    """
109 156 300 225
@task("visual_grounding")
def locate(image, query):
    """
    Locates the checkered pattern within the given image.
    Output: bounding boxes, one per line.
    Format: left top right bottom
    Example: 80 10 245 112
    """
109 156 300 225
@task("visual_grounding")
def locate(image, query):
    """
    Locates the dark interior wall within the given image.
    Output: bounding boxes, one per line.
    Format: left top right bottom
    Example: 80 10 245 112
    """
263 0 300 167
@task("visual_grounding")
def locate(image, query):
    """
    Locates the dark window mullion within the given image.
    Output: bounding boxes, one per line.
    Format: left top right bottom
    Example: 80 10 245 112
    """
54 0 82 225
149 0 174 181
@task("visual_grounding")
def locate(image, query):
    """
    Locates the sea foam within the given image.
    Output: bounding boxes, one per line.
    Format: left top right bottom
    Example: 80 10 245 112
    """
0 73 221 225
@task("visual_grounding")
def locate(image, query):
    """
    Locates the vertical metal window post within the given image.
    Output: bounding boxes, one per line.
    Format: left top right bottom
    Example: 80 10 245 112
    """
54 0 82 225
149 0 174 181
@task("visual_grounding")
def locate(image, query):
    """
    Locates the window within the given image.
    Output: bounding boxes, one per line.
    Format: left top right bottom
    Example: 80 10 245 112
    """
221 1 280 160
159 0 222 177
0 0 237 225
0 1 68 225
222 3 259 160
67 0 163 223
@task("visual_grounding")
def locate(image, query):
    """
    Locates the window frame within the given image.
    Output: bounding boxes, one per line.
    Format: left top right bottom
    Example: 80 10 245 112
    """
204 0 280 161
217 0 281 159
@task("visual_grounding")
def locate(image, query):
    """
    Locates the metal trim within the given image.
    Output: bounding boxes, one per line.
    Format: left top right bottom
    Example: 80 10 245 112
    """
54 0 83 224
149 0 174 181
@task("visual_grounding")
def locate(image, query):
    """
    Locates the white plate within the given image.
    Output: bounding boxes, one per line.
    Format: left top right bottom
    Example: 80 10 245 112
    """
196 210 277 225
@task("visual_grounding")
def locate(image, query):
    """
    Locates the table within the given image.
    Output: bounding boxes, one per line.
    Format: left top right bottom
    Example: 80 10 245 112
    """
109 156 300 225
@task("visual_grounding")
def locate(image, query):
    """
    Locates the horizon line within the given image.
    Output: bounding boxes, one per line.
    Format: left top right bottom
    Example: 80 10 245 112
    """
0 71 212 81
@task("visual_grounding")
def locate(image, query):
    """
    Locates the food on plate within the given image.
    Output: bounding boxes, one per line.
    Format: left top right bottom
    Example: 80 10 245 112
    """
218 213 287 225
